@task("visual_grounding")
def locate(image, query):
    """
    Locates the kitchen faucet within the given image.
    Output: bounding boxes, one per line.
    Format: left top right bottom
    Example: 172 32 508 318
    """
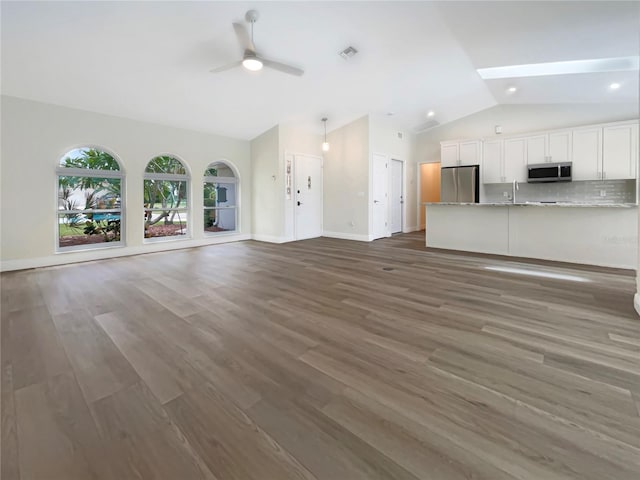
512 180 519 204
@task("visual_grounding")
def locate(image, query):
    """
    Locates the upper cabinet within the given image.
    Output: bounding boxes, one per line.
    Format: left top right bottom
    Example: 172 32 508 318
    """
548 131 572 163
504 138 528 183
572 122 638 180
525 131 572 165
481 138 527 184
482 139 503 184
468 120 636 185
440 143 459 168
441 140 481 167
572 127 602 181
603 123 638 180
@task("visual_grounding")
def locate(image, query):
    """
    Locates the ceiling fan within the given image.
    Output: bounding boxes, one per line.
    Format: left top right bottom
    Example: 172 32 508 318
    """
210 10 304 76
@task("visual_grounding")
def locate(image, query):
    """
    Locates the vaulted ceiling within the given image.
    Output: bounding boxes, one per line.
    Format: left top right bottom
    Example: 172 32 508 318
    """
2 1 638 139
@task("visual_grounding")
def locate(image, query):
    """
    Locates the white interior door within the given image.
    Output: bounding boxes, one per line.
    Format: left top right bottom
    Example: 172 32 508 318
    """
390 159 403 234
294 154 323 240
372 153 389 240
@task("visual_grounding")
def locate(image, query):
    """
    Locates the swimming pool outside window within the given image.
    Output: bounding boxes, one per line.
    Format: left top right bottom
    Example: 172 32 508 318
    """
56 147 124 251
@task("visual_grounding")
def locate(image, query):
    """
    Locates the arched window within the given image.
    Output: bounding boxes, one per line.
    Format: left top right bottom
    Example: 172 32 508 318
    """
204 161 238 234
144 156 190 240
57 147 124 250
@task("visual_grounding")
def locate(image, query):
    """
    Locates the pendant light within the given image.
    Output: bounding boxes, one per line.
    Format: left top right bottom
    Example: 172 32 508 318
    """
321 117 330 152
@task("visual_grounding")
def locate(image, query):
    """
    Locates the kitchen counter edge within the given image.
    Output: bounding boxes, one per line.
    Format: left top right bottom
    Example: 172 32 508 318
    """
422 202 637 208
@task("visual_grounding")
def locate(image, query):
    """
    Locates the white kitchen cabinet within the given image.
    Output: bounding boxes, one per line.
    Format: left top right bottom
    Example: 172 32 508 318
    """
482 139 503 183
504 138 527 183
548 131 572 163
603 123 638 180
441 143 459 168
525 131 571 165
441 140 481 167
459 140 481 166
571 122 637 180
482 138 526 184
572 127 602 181
526 135 547 165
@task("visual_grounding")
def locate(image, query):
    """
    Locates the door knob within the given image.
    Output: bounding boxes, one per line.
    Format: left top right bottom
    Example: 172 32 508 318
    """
297 201 302 206
374 200 380 203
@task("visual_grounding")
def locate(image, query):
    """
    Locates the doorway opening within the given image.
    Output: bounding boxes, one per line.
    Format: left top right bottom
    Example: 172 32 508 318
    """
419 162 441 231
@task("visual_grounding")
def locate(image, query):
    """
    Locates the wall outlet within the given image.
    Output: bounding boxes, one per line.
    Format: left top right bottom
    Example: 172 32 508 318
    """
503 191 509 198
600 190 607 197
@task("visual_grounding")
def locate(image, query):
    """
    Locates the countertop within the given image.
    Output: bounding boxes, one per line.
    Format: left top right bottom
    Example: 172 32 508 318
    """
422 202 637 208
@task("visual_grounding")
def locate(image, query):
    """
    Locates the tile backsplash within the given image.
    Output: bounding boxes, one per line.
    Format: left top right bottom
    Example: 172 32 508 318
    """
484 180 636 204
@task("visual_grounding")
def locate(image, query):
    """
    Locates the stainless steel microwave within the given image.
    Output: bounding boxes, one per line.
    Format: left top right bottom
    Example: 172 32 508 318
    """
527 162 572 183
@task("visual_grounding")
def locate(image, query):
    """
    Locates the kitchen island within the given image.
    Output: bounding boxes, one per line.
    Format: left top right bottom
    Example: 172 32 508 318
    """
424 202 638 269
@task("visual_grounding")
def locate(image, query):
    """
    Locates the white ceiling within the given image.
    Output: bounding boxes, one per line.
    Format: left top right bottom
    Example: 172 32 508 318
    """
2 1 638 140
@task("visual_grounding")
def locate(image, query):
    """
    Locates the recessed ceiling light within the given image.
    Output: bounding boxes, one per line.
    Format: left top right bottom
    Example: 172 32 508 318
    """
427 110 435 117
477 56 639 79
609 82 621 90
507 86 517 93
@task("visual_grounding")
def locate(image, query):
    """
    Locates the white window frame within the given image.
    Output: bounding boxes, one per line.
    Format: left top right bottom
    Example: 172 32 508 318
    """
56 160 125 253
203 165 238 236
143 162 191 243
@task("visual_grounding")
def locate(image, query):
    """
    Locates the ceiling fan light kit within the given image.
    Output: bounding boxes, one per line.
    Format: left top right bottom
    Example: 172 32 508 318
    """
210 10 304 77
242 55 263 71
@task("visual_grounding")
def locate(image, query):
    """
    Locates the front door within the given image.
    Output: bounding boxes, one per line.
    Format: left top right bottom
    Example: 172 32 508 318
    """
372 153 389 240
390 159 403 234
295 154 323 240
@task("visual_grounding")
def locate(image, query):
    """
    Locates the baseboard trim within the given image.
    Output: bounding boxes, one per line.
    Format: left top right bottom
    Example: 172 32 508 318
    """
403 225 421 233
322 231 371 242
0 233 252 272
635 292 640 317
251 234 290 244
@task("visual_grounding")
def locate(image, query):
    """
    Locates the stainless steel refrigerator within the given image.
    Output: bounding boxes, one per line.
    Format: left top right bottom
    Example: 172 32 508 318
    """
440 165 480 203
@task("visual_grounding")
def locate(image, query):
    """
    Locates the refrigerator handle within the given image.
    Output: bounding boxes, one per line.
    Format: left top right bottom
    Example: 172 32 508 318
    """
454 168 459 202
472 166 477 203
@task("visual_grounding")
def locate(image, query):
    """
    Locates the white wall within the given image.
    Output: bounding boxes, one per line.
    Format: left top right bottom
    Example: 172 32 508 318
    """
250 125 282 242
323 115 370 239
415 103 640 164
369 114 418 232
0 95 251 271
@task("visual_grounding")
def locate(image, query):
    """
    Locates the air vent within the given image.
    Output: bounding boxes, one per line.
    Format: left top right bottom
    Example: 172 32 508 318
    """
339 46 358 59
414 119 440 133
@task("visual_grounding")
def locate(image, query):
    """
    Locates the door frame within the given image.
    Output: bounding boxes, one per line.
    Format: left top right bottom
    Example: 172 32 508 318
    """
292 153 324 241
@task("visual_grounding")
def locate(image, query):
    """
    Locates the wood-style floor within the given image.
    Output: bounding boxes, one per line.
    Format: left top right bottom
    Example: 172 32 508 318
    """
2 232 640 480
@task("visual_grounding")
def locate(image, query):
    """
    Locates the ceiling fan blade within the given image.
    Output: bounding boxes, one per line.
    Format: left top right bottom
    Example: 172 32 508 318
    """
260 58 304 76
233 22 255 53
210 61 242 74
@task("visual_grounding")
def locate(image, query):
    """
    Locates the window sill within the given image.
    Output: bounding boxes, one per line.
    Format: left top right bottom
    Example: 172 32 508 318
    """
204 230 238 237
143 235 192 244
56 241 125 254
